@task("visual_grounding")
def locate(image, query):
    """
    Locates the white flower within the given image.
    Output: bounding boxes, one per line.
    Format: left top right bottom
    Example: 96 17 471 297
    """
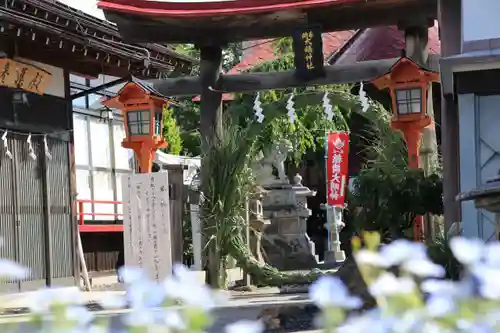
65 305 94 326
355 250 387 267
84 326 107 333
337 312 389 333
309 276 362 309
470 264 500 299
484 242 500 267
401 258 445 278
379 239 427 267
425 295 455 317
162 310 186 330
123 308 157 327
163 264 216 310
27 287 84 313
126 280 166 309
420 279 462 296
97 293 127 309
119 266 146 285
172 263 200 284
449 237 484 265
369 273 415 297
0 259 29 279
225 320 264 333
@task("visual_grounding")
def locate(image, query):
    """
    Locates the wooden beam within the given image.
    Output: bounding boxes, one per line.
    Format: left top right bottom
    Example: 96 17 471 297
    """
151 56 440 97
105 1 436 45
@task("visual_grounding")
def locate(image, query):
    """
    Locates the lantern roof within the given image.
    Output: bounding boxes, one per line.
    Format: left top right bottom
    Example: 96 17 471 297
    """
371 56 440 90
102 77 171 108
97 0 437 44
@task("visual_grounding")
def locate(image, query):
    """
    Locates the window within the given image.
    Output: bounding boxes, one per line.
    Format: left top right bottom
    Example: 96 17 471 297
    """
113 123 131 170
71 88 86 108
126 110 150 136
89 118 112 168
154 111 162 136
395 88 422 115
73 114 90 166
92 171 115 221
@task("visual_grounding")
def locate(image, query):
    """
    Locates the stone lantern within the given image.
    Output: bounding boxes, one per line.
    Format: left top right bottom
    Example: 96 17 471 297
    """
249 185 270 264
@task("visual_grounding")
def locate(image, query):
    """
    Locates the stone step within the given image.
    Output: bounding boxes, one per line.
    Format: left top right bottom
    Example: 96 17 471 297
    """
0 293 318 333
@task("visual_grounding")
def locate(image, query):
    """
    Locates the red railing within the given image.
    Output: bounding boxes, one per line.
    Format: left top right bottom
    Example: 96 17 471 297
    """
77 199 124 232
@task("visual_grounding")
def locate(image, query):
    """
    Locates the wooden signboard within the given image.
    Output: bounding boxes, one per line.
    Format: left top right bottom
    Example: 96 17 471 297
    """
122 172 172 281
292 25 325 81
0 58 52 95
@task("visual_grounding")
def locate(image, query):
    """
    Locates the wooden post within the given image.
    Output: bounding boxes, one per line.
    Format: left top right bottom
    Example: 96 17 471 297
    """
404 25 438 240
438 0 463 232
199 46 223 143
198 45 223 286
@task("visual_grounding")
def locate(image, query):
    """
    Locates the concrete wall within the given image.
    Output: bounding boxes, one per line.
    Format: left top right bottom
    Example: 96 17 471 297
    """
459 94 500 240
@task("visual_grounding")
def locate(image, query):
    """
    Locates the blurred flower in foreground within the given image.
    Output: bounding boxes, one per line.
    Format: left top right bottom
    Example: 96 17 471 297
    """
27 287 84 314
378 239 427 267
309 275 362 309
368 273 415 297
0 259 29 279
225 320 264 333
449 237 484 266
163 263 220 310
401 258 445 278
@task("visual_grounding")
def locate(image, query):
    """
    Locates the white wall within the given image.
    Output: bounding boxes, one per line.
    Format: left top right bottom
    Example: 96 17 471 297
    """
74 113 132 220
462 0 500 41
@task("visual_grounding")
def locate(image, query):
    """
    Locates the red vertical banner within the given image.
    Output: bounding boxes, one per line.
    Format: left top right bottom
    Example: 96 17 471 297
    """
327 132 349 207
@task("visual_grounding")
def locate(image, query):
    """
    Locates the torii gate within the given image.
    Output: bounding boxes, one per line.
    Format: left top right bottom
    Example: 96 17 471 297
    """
97 1 441 225
97 0 438 140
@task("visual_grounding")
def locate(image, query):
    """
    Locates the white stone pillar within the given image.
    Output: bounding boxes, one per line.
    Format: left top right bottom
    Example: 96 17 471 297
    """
189 203 203 270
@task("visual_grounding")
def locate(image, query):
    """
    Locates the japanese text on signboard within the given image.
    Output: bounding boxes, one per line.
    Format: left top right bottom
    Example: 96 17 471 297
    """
292 25 324 81
0 58 51 95
327 132 349 207
302 31 314 70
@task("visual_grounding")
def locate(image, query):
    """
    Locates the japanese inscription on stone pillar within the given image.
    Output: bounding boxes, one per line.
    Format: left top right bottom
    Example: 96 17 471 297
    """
122 173 172 280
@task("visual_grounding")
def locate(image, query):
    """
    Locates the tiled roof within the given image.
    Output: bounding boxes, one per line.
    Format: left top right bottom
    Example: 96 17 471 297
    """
193 24 440 101
333 25 440 64
193 31 356 101
230 31 357 74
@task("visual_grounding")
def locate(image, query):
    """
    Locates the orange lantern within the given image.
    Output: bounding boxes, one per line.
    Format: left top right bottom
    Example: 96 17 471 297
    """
102 79 169 173
371 57 439 242
371 57 439 169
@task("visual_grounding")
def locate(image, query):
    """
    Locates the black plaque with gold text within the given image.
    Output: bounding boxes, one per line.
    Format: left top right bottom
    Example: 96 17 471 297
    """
292 25 325 81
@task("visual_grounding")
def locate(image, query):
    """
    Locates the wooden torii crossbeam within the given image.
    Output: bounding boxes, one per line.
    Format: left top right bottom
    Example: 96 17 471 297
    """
149 56 440 97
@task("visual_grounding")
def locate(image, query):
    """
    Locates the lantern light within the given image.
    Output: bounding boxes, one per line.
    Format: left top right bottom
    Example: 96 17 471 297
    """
101 78 170 173
371 57 438 123
394 87 422 115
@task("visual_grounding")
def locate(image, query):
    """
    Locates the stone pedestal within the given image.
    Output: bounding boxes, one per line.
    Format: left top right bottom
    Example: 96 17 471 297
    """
261 174 318 270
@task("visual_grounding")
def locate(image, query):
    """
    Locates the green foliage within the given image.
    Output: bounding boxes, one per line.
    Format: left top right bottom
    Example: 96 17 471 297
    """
162 105 183 155
171 100 201 156
349 168 443 241
228 53 351 163
200 112 328 287
426 230 461 280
